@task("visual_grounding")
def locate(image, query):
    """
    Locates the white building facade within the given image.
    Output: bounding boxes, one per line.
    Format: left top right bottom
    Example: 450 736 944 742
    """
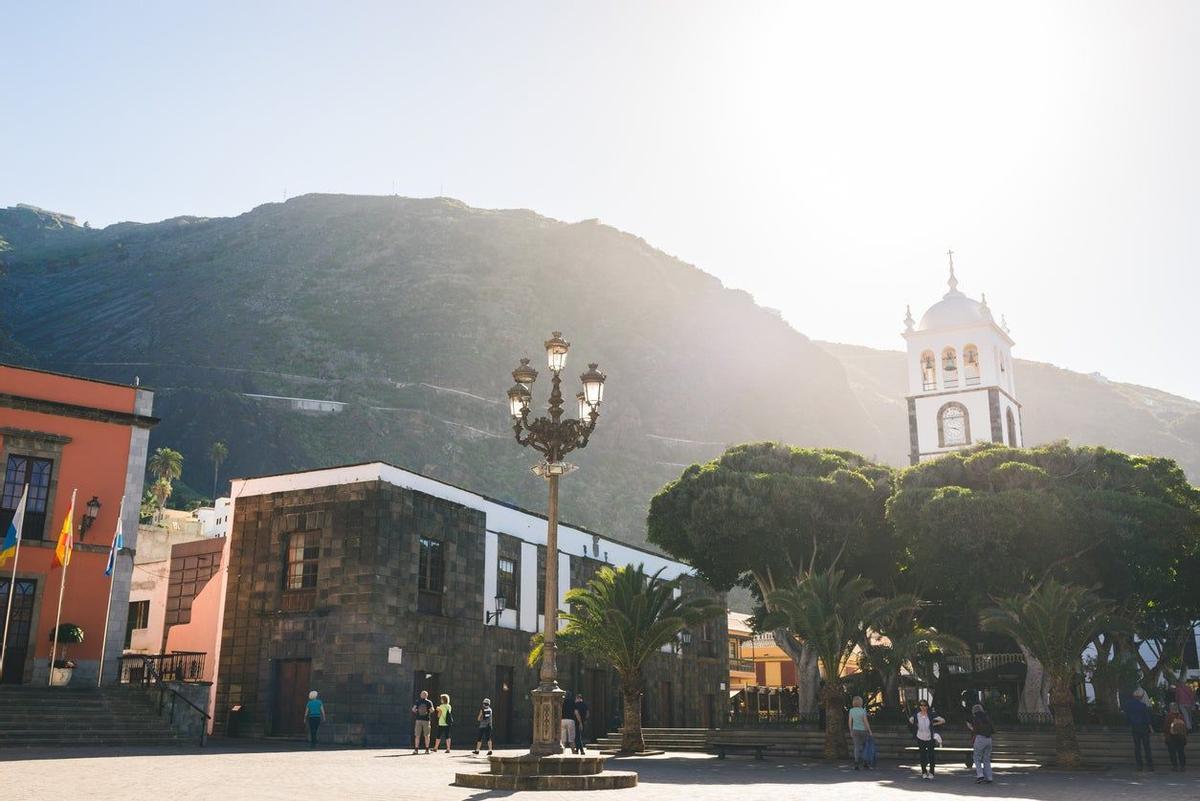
903 258 1023 464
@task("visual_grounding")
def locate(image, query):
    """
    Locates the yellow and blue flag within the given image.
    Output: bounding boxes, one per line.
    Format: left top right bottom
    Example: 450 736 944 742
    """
0 484 28 568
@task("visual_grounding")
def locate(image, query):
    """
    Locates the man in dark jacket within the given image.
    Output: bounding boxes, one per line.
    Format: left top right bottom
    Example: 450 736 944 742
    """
1124 688 1155 771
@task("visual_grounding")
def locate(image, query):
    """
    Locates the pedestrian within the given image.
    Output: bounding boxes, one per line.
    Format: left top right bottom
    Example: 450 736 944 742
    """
411 690 434 754
1176 680 1197 732
561 692 577 753
573 693 589 755
433 693 453 753
967 703 994 784
1125 687 1155 772
473 698 494 756
305 690 326 748
1164 701 1188 772
847 696 872 770
908 700 945 779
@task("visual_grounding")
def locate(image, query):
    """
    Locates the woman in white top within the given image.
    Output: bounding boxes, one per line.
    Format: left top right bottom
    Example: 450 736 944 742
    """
908 700 946 779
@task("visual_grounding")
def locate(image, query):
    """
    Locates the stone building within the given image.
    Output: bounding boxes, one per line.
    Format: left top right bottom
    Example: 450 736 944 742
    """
213 462 726 745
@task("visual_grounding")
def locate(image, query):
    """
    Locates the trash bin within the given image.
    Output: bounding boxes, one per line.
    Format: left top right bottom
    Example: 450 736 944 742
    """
227 705 245 737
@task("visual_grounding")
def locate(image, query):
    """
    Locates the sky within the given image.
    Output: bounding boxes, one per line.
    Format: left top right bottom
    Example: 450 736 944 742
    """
3 2 1199 400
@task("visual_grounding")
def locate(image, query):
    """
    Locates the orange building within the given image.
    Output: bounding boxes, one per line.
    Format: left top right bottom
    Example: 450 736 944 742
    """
0 364 156 685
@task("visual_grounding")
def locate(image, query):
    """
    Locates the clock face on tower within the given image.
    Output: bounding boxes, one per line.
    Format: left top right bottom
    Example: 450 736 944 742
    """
942 406 967 446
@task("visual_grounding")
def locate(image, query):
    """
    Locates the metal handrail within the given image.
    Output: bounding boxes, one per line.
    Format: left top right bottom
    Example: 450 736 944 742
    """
143 657 212 747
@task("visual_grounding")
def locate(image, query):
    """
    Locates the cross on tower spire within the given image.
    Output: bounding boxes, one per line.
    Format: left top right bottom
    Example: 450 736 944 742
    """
946 249 959 293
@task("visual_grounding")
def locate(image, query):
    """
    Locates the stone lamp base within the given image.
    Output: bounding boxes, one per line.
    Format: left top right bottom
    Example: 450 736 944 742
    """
454 754 638 791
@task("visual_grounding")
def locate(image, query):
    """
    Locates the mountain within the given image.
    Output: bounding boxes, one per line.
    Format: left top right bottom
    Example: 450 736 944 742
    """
818 341 1200 481
0 196 1194 551
0 195 880 547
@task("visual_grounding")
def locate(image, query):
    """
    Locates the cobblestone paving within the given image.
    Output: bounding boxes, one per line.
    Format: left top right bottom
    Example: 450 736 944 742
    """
0 744 1195 801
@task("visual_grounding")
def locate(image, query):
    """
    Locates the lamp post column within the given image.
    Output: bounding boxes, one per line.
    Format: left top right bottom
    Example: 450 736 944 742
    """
530 471 564 756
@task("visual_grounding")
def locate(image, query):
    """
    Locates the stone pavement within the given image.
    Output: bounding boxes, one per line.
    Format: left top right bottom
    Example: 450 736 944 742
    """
0 743 1195 801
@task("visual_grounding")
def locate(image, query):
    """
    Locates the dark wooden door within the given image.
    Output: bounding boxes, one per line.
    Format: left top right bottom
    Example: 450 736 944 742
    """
658 681 673 727
0 579 36 684
494 666 513 744
273 658 311 736
586 669 608 737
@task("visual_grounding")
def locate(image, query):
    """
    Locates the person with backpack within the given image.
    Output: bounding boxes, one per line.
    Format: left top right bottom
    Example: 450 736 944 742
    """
966 703 995 784
1164 701 1188 772
473 697 494 756
433 693 454 754
304 690 326 748
411 690 434 754
847 696 873 770
908 700 945 779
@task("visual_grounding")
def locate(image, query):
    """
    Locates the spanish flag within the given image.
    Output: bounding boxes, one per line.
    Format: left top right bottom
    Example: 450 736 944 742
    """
51 490 75 569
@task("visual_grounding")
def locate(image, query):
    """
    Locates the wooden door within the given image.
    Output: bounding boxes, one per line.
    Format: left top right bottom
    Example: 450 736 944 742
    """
658 681 673 727
0 579 36 684
586 669 608 737
494 666 513 744
273 659 311 736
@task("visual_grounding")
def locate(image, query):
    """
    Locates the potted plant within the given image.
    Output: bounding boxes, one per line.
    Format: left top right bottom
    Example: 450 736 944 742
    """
49 623 84 686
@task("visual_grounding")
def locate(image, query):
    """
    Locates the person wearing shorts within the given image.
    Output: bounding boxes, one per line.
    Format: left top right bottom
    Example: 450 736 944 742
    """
412 690 434 754
474 698 494 755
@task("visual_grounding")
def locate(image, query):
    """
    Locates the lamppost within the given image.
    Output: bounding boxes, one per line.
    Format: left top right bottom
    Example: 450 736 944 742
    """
506 331 606 757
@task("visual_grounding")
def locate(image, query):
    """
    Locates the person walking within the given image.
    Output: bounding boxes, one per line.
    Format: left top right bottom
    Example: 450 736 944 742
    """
908 700 945 779
1164 701 1188 772
1176 680 1197 732
433 693 454 754
305 690 326 748
967 703 995 784
473 698 495 756
573 693 590 755
412 690 434 754
847 696 872 770
1125 688 1155 772
561 692 577 753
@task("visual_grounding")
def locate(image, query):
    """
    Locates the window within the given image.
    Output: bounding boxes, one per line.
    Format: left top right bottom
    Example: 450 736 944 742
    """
727 638 740 660
937 402 970 447
1007 408 1019 447
497 556 518 614
284 531 319 590
418 537 444 614
128 600 150 630
941 347 958 387
1 455 53 541
963 344 980 385
920 350 936 391
700 622 716 657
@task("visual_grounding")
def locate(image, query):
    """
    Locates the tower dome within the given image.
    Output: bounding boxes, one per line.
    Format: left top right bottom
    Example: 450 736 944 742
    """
915 261 993 331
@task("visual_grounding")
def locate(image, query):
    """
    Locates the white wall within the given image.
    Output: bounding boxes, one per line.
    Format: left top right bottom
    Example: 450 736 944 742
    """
913 391 994 461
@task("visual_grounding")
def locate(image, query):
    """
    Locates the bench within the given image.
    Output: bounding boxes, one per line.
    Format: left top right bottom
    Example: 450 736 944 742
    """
712 742 775 760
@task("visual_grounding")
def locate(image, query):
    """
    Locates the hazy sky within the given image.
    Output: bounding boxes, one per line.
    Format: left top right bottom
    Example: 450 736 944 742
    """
4 2 1198 400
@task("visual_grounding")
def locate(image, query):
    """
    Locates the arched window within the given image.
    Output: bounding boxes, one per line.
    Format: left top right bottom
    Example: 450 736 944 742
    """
1006 408 1018 447
942 347 958 388
937 402 970 447
920 350 936 391
963 344 980 385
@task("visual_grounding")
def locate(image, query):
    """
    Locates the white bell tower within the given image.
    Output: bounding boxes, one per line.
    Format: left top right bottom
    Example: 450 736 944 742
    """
902 252 1023 465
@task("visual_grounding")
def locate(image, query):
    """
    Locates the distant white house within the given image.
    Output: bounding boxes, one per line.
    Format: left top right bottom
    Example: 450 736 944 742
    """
193 497 232 538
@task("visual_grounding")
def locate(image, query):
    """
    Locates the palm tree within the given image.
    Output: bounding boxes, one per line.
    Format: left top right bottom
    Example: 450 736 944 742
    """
147 447 184 521
527 564 723 753
859 611 967 715
980 579 1128 768
769 570 915 758
209 441 228 500
150 477 173 523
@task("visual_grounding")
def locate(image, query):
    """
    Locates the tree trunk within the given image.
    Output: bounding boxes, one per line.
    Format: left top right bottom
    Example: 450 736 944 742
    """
1018 644 1050 719
883 672 901 717
773 629 819 716
620 675 645 754
819 681 848 759
1049 679 1081 768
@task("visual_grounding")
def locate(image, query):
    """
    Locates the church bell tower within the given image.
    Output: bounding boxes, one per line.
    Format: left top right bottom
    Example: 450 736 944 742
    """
902 252 1023 465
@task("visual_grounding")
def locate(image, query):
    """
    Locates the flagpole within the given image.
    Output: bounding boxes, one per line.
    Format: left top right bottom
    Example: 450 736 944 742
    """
0 483 28 681
97 497 125 687
48 489 76 686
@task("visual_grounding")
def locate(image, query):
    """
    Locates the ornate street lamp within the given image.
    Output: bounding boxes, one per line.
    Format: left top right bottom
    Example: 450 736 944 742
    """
507 331 606 757
486 594 507 625
79 496 101 540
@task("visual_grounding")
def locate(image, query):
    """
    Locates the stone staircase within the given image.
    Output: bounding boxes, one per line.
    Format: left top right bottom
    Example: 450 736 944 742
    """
0 686 188 748
592 727 710 752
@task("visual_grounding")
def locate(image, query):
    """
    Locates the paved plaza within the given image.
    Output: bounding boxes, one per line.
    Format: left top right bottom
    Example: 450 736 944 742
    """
0 744 1195 801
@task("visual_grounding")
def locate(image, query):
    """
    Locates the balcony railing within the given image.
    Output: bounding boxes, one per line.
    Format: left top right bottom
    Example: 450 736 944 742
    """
119 652 207 685
943 652 1025 673
729 658 756 673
